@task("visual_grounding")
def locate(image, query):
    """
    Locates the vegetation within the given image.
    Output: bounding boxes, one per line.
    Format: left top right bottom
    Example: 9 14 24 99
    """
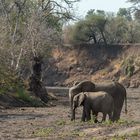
0 0 80 98
0 0 140 103
63 1 140 45
34 128 54 137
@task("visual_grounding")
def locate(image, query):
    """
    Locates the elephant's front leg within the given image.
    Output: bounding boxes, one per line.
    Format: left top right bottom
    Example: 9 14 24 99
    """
85 106 91 121
81 106 86 122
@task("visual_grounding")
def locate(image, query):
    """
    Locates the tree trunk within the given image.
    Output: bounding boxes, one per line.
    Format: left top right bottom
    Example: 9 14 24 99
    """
28 55 48 103
93 33 97 44
100 30 107 45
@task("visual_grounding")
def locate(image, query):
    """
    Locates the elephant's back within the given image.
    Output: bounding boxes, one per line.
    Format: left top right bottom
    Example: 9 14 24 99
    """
95 82 126 98
85 91 108 99
69 80 96 98
77 80 95 91
115 82 127 96
95 82 116 92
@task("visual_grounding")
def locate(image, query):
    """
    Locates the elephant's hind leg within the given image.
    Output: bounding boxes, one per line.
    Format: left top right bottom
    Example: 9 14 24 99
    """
113 106 122 121
108 112 113 122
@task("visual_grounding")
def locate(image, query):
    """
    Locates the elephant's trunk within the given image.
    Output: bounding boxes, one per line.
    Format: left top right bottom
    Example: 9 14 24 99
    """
70 94 76 121
71 108 75 121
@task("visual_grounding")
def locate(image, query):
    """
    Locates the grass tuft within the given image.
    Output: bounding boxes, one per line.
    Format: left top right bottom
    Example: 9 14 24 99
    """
34 128 54 137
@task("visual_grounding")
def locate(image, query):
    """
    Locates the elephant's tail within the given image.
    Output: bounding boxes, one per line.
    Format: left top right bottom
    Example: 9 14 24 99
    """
125 93 127 114
122 86 127 114
123 86 127 114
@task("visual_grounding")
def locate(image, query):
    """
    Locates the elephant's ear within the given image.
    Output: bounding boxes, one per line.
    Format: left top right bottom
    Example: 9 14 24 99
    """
78 93 85 106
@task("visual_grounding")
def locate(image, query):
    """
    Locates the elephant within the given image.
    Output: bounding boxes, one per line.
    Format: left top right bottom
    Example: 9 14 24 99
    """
69 80 96 121
73 91 114 122
69 80 127 121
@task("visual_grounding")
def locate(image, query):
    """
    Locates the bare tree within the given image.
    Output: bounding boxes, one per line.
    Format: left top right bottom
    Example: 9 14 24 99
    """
0 0 80 99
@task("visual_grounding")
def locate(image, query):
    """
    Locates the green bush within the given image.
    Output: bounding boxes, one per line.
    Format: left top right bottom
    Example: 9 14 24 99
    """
0 68 23 94
125 65 135 77
122 56 135 77
15 87 45 107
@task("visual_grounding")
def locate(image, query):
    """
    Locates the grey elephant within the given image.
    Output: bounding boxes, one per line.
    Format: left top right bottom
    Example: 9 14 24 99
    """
73 91 114 122
69 80 96 121
69 80 127 121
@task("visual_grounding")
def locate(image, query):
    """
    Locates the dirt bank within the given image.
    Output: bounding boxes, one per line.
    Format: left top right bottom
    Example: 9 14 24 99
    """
43 44 140 88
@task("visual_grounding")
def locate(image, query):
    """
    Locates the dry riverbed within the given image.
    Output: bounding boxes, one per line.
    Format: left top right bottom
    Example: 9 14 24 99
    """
0 88 140 140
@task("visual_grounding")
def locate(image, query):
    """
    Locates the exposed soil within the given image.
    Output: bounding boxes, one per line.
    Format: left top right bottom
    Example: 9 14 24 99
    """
0 88 140 140
44 44 140 88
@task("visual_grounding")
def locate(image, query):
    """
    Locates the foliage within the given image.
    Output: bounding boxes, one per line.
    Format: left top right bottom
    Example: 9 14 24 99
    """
17 94 47 107
56 119 66 126
64 7 140 45
66 10 108 45
0 0 80 95
0 67 44 106
71 20 92 44
122 55 140 77
0 67 22 94
127 0 140 21
34 128 54 137
117 8 132 21
106 16 129 43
